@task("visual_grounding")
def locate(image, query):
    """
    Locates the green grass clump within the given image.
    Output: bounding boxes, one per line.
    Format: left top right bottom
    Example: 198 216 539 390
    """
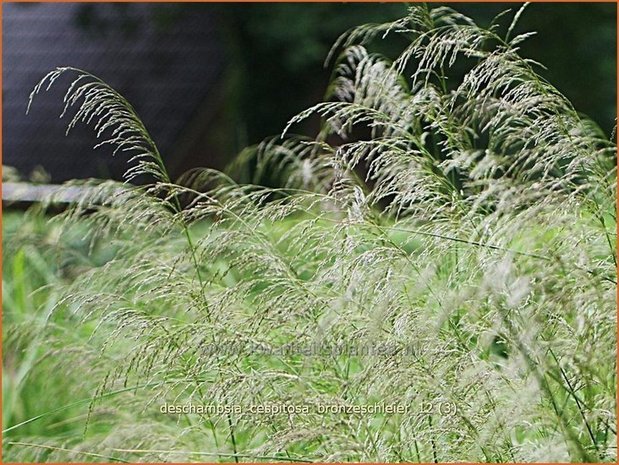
3 4 616 462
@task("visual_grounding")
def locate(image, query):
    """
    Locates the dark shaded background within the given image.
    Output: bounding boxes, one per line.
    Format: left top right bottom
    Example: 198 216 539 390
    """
3 2 616 183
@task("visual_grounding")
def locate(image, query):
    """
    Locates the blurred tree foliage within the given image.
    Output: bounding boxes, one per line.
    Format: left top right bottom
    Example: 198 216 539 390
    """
527 3 616 136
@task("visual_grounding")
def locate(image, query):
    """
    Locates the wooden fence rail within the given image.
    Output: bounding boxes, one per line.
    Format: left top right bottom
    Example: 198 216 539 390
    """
2 182 126 209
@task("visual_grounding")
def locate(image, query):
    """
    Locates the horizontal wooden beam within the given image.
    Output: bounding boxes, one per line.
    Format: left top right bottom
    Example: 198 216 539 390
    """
2 182 126 208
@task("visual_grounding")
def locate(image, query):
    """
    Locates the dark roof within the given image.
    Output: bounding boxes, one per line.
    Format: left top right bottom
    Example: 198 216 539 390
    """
3 3 225 183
